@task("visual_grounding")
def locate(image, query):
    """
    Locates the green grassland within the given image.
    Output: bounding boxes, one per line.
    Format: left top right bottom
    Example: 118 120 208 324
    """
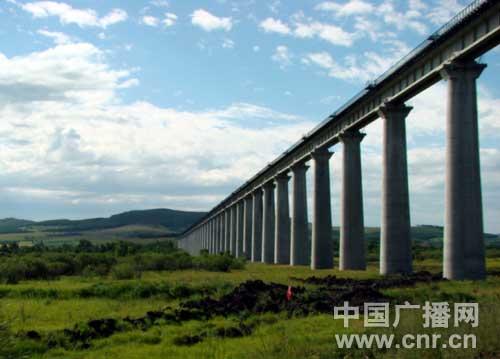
1 253 499 359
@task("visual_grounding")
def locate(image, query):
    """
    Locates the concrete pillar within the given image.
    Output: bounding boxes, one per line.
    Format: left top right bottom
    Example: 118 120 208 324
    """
224 209 230 253
209 222 213 254
208 221 213 254
441 60 486 280
252 189 263 262
262 182 275 264
243 196 253 259
339 130 366 270
230 205 237 255
311 147 334 269
218 214 224 253
275 172 291 264
378 101 412 275
213 218 218 253
236 201 244 258
291 162 309 266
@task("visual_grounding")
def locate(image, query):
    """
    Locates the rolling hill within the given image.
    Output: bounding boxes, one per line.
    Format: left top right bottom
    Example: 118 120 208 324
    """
0 208 205 235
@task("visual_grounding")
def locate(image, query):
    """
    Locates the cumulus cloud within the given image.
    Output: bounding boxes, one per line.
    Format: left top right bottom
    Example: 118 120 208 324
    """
142 15 159 27
258 14 356 47
222 38 234 49
302 39 410 82
37 29 72 45
0 41 315 220
427 0 465 25
0 42 137 105
191 9 232 32
259 17 291 34
272 45 292 69
163 12 177 27
21 1 128 28
315 0 374 16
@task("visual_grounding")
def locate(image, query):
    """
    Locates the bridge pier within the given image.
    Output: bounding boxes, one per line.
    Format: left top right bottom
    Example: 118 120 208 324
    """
251 189 263 262
210 220 215 254
441 60 486 280
291 162 309 266
236 201 244 257
262 181 276 264
311 147 334 270
243 196 253 259
219 212 226 253
339 130 366 270
275 172 291 264
378 101 413 275
224 209 230 252
230 205 237 255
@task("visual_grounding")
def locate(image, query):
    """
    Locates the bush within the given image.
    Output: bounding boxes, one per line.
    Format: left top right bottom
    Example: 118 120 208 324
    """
110 263 140 280
194 253 246 272
0 262 27 284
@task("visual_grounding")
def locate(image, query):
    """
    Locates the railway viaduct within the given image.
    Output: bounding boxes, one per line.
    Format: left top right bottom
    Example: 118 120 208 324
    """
179 0 500 280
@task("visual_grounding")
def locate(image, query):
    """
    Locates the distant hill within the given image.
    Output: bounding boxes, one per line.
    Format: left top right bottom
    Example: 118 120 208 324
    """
0 209 205 235
0 218 35 233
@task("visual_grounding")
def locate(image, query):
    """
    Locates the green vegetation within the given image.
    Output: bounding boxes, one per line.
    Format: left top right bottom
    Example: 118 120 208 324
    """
0 231 498 358
0 240 245 285
0 256 498 358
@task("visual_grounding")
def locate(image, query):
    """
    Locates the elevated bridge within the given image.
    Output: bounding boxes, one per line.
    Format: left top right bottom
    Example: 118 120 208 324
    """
179 0 500 280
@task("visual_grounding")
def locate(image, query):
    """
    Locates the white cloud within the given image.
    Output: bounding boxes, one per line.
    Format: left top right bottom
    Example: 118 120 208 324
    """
142 15 159 27
427 0 464 25
0 41 315 219
21 2 128 28
259 17 290 35
99 8 127 28
0 42 137 106
294 21 355 46
272 45 292 69
376 0 428 35
303 38 409 82
191 9 232 32
150 0 169 7
315 0 374 16
37 29 72 45
259 14 356 47
253 45 260 52
222 38 234 49
163 12 177 27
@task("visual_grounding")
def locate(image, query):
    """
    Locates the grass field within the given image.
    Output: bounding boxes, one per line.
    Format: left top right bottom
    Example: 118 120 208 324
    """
1 254 499 359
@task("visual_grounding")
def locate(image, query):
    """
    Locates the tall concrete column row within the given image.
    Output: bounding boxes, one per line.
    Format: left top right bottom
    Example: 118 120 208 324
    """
183 60 486 281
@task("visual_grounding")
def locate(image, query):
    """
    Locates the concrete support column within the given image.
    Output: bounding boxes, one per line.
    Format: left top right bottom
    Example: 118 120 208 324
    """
378 101 413 275
311 147 334 269
207 220 215 254
206 222 210 253
339 131 366 270
441 60 486 280
230 205 237 255
224 209 230 253
218 215 224 253
214 218 219 253
262 182 275 264
275 172 291 264
243 196 253 259
291 162 309 266
251 189 263 262
236 201 244 258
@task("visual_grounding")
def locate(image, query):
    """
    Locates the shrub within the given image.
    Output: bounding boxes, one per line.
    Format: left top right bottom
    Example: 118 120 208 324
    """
110 263 140 280
194 253 246 272
0 261 28 284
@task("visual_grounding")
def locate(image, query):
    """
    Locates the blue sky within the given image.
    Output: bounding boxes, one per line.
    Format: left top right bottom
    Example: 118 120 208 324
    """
0 0 499 232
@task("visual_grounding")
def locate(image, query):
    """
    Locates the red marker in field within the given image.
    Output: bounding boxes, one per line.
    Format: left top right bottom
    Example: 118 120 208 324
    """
286 286 293 301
